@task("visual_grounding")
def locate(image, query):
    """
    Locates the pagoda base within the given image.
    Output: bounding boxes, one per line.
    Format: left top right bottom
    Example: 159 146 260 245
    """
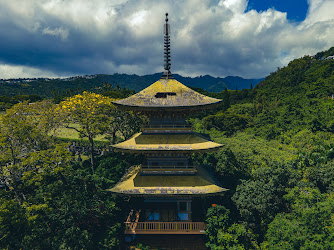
125 234 208 250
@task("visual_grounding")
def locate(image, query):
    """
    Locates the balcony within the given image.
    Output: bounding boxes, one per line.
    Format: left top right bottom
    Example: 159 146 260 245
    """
142 124 192 133
124 221 206 235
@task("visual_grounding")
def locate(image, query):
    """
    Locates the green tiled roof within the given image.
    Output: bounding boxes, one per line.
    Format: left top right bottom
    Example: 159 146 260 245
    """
112 132 224 152
113 79 221 108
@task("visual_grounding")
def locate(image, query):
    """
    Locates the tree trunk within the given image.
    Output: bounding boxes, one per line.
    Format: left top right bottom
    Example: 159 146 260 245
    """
11 184 23 205
111 130 116 144
88 135 95 174
9 140 17 164
58 172 68 185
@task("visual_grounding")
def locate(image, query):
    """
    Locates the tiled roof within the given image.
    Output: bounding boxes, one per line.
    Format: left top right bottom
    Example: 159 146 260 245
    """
112 132 224 152
113 79 221 108
107 165 228 196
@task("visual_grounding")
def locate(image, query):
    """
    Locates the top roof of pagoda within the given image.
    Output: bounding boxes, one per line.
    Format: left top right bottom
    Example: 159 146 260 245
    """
113 78 222 109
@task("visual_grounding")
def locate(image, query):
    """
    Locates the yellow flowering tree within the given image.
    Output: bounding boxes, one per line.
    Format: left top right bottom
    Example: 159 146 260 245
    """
59 92 116 173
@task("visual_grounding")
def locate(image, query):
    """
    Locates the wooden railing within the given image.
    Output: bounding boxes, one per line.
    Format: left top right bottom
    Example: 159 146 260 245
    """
141 165 196 169
143 124 192 129
124 222 206 234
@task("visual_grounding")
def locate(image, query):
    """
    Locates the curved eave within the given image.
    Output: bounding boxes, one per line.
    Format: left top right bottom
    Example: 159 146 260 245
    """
112 100 222 112
108 188 228 197
112 145 224 154
111 132 224 153
112 79 222 110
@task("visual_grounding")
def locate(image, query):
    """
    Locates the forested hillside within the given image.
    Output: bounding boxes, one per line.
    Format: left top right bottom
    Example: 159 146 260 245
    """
1 47 334 249
191 47 334 249
0 73 262 98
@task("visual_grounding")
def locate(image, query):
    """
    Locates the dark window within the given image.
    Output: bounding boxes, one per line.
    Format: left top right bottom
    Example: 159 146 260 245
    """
177 162 185 167
179 202 187 211
155 92 176 98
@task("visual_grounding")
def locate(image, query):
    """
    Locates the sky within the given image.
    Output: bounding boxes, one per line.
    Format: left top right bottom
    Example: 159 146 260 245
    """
0 0 334 79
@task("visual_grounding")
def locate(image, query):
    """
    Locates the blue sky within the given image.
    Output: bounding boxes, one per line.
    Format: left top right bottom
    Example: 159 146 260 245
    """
248 0 309 22
0 0 333 79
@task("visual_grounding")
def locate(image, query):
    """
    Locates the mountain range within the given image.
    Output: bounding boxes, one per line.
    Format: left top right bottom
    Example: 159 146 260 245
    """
0 73 263 97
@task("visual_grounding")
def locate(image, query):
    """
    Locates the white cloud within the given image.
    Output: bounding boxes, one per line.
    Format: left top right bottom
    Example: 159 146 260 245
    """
42 27 69 40
0 64 66 79
0 0 334 79
219 0 248 13
305 0 334 25
128 10 148 27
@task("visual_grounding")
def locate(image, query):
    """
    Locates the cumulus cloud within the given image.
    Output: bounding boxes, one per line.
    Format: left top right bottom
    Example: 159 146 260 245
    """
0 0 334 79
0 64 67 79
42 27 69 40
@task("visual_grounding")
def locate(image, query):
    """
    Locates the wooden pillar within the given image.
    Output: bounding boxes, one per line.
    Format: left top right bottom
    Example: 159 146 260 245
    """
188 199 192 221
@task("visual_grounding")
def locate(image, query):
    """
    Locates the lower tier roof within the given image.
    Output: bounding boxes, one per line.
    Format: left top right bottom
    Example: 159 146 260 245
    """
112 132 224 153
107 165 228 196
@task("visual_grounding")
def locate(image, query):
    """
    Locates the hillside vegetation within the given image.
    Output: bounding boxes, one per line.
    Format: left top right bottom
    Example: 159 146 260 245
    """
192 47 334 249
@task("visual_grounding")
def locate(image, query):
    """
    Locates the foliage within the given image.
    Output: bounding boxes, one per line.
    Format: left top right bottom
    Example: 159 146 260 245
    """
265 187 334 249
199 47 334 248
206 205 258 249
135 243 151 250
0 102 58 205
0 95 140 249
59 92 114 173
0 159 124 249
0 196 27 249
202 112 250 136
197 132 298 169
0 144 132 249
193 148 249 190
0 94 42 110
232 164 299 239
95 152 143 189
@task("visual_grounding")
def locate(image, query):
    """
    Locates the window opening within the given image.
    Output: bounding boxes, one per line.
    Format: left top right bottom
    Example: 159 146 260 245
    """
179 201 187 212
155 92 176 98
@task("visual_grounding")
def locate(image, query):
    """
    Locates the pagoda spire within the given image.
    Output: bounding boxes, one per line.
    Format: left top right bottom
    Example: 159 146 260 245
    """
162 13 173 79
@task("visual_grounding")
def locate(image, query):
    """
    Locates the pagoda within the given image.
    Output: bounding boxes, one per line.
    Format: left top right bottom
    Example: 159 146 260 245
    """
109 13 227 238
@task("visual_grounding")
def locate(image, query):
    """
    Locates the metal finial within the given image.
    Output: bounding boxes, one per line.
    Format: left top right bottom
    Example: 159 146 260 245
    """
162 12 173 79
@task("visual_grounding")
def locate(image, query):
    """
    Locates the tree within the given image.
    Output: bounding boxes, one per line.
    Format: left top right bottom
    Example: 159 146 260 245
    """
193 148 249 190
201 112 250 136
27 100 64 136
0 153 124 249
0 196 27 249
104 109 144 144
58 92 116 173
0 102 51 204
265 187 334 249
222 87 230 111
59 91 144 173
206 205 258 249
232 165 296 239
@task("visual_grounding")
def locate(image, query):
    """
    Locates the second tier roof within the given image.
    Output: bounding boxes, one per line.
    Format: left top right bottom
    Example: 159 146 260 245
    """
112 132 224 153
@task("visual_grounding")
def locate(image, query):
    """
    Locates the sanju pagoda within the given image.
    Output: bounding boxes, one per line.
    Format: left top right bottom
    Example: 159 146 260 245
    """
109 13 227 249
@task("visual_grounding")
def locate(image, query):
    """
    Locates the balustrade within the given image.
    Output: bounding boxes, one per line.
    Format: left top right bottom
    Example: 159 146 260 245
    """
124 221 206 234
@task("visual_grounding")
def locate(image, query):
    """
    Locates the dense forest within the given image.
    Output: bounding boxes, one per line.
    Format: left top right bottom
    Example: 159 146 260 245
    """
1 47 334 249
